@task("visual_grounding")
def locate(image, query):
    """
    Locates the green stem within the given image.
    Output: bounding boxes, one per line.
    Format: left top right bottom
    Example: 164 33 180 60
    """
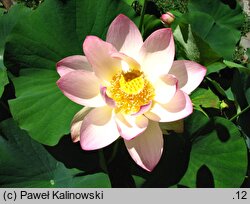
98 149 108 173
230 104 250 121
139 0 148 32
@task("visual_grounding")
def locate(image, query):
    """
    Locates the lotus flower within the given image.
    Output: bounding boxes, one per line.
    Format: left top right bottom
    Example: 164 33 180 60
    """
56 14 206 171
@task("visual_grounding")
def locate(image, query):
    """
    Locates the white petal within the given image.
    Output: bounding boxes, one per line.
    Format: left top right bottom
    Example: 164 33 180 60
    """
145 90 193 122
132 101 152 116
111 52 141 71
154 74 177 104
57 70 105 107
115 113 148 140
100 86 116 107
106 14 143 61
169 60 206 94
124 121 163 171
83 36 121 82
80 106 120 150
71 107 92 142
139 28 175 81
56 55 92 77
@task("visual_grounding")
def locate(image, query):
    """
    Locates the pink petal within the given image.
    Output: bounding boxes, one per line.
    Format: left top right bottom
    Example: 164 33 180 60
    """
57 70 105 107
124 121 163 171
169 60 206 94
132 101 152 116
139 28 175 81
71 107 92 142
100 86 116 107
154 74 177 104
106 14 143 61
83 36 121 82
111 52 141 71
56 55 92 77
80 106 120 150
115 113 148 140
145 90 193 122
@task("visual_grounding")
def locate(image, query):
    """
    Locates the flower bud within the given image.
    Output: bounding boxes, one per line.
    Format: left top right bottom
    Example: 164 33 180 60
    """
220 100 229 109
160 12 175 25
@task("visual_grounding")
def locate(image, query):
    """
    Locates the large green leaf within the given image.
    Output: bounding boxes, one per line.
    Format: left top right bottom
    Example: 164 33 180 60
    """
0 4 30 96
206 62 226 75
173 24 221 64
0 5 30 48
184 110 210 139
132 175 146 188
0 119 111 187
231 70 249 110
173 25 200 62
0 67 7 97
179 117 248 187
191 88 220 111
183 0 244 60
123 0 144 5
142 14 163 39
4 0 137 145
231 70 250 139
223 60 250 75
8 68 81 145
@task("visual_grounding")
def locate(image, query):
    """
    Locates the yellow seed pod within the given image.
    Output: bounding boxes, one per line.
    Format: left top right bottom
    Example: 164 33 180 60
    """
119 74 145 95
107 70 155 115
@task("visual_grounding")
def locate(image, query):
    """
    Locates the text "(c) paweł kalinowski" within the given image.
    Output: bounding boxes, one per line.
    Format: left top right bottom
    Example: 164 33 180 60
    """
20 190 104 200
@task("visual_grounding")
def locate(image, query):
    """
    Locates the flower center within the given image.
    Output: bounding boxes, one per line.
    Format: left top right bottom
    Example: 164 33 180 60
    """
106 70 155 115
119 70 145 95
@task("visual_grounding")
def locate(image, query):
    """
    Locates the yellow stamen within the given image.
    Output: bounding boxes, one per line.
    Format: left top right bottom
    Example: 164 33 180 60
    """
106 70 155 115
